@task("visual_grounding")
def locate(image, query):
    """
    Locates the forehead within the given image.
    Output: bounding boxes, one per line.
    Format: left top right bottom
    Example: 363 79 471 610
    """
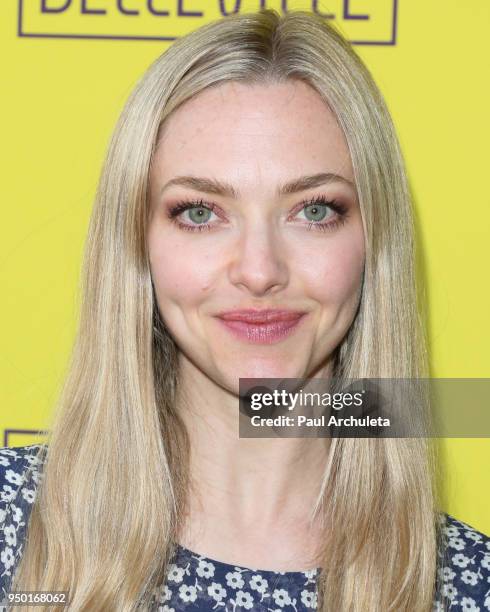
151 80 354 189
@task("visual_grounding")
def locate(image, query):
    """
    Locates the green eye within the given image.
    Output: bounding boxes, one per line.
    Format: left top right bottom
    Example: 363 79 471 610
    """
188 206 212 224
303 203 331 222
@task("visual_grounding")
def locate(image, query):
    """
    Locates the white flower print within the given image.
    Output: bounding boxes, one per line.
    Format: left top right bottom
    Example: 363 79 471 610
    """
5 469 23 487
460 596 480 611
1 484 17 502
442 583 458 601
301 589 317 608
438 566 456 582
156 585 172 604
25 455 41 466
196 559 215 579
272 588 292 607
235 590 254 609
448 537 466 551
465 531 483 543
461 570 479 586
11 504 23 524
446 526 460 538
178 583 197 603
158 606 174 612
249 574 268 594
0 546 15 570
225 570 244 589
208 581 226 602
167 563 186 583
3 524 16 548
21 488 36 504
453 553 472 568
303 569 317 580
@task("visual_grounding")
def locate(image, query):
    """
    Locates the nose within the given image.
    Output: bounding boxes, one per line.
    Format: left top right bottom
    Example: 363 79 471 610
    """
227 220 289 296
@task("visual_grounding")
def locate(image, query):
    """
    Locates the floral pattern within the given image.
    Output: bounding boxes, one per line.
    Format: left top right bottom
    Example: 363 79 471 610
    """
149 547 319 611
1 444 489 611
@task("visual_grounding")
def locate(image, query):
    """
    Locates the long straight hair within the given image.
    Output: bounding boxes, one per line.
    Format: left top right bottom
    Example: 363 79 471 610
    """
10 9 442 611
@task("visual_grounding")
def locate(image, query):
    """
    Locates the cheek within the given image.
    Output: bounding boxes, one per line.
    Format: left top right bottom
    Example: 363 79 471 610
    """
148 228 217 306
296 228 365 307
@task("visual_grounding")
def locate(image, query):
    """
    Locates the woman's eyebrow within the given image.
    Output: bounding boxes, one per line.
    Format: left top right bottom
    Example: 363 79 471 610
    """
159 172 355 198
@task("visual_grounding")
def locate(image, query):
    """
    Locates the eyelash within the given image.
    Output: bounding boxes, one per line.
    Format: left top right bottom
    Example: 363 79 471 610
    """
166 195 349 233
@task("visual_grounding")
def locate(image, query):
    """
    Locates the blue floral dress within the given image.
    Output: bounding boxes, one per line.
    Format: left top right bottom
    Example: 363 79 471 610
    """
151 543 318 611
1 444 489 611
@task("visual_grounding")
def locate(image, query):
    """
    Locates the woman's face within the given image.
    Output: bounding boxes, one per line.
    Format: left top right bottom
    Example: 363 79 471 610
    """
148 80 365 388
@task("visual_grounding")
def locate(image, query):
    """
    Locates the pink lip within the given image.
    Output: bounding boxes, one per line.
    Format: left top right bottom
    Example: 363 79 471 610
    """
215 309 307 344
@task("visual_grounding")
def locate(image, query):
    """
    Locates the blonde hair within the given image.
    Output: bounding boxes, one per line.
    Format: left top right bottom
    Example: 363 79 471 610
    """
11 8 442 611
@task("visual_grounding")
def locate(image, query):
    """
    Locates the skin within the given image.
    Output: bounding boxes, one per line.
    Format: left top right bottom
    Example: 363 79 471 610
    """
148 80 365 570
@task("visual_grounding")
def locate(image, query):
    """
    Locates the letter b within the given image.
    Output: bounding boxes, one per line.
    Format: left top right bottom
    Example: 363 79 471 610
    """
41 0 72 12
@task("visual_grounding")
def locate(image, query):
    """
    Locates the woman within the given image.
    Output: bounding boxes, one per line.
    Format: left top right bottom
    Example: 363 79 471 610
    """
1 8 488 612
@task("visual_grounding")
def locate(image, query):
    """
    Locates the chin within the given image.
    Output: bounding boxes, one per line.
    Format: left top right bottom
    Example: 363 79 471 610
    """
224 361 305 384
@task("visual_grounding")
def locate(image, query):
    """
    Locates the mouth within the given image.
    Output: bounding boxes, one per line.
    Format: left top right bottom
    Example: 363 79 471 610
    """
214 310 307 344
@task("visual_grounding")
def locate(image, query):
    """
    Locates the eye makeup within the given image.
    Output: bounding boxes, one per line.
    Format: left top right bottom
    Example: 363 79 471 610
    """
165 194 350 233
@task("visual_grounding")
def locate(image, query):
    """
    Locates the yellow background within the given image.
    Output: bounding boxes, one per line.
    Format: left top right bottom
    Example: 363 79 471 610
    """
1 1 489 533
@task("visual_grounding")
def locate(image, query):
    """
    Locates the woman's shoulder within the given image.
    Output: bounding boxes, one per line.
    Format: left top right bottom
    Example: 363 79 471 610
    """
0 444 47 601
0 442 47 476
0 444 47 522
434 512 490 610
438 512 490 555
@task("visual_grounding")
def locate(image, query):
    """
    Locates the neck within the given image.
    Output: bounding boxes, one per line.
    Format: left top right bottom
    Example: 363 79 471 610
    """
174 354 332 570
